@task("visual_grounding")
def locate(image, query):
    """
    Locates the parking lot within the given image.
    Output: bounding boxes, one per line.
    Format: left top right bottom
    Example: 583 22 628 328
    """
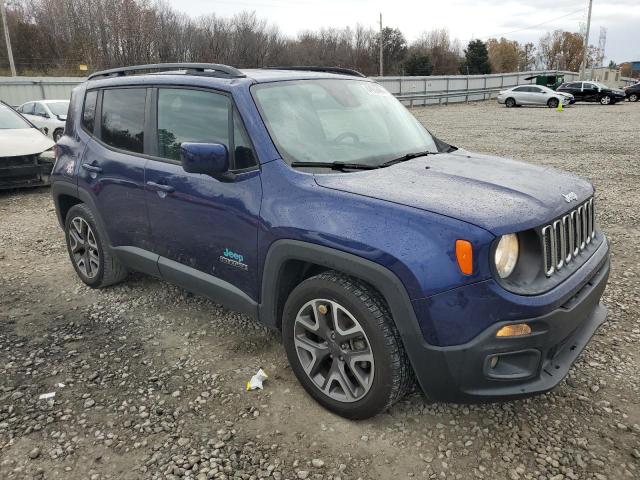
1 100 639 480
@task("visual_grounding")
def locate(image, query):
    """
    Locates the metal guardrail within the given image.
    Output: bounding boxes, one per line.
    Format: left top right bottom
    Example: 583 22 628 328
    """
397 87 508 107
372 70 582 106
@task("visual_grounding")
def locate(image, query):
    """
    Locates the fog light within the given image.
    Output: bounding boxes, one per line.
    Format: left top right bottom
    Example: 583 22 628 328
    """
496 323 532 338
489 356 499 368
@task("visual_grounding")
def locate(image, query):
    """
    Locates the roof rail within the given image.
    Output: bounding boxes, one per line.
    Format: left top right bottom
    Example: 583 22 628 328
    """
88 63 245 80
264 66 366 78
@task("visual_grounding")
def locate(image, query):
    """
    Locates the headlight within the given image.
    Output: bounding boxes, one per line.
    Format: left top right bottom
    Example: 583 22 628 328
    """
494 234 519 278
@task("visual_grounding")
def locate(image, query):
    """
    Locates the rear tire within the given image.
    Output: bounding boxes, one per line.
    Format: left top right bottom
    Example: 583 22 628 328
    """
64 204 127 288
629 93 638 102
505 97 516 108
282 271 412 419
599 95 612 105
547 98 559 108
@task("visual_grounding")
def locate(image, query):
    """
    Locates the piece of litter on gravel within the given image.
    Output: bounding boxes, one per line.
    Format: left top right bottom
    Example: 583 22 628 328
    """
39 392 55 400
55 383 65 388
246 368 268 391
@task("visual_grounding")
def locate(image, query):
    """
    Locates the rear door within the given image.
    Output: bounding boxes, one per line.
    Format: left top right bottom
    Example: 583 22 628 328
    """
582 83 599 102
528 86 546 105
144 86 262 303
511 86 529 104
77 87 154 259
20 102 41 128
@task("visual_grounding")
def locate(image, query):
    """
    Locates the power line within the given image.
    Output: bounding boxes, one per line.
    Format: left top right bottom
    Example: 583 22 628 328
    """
474 8 585 41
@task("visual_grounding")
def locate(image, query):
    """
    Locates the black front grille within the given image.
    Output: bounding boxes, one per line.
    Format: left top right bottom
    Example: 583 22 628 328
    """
1 155 38 167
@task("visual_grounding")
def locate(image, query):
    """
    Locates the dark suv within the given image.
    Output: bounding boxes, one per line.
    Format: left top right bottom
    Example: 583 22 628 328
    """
51 64 610 419
557 81 626 105
624 82 640 102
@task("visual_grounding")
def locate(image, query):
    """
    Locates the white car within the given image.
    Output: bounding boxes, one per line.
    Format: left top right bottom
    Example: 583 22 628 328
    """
0 101 56 189
17 99 69 141
496 85 574 108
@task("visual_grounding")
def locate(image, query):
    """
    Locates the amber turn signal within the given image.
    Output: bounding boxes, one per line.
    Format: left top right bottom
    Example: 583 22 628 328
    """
496 323 532 338
455 240 473 275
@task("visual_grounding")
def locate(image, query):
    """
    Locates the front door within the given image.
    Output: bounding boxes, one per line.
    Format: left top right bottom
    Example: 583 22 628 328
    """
144 87 262 302
582 83 599 102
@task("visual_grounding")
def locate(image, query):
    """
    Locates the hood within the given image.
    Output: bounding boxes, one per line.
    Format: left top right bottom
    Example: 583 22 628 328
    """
0 128 55 157
313 150 594 235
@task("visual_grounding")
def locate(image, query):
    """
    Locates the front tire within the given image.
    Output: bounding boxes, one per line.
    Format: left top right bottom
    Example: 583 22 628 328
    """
64 204 127 288
282 272 412 419
505 97 516 108
600 95 612 105
547 98 559 108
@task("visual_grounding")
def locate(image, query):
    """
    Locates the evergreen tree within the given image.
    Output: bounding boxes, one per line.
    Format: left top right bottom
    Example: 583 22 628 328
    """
403 52 433 76
460 40 492 74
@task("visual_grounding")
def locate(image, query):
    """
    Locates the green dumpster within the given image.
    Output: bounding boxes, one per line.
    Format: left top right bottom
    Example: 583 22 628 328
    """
524 74 565 90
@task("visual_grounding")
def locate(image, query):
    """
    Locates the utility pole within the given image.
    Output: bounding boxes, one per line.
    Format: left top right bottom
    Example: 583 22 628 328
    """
379 13 383 77
1 1 16 76
579 0 593 80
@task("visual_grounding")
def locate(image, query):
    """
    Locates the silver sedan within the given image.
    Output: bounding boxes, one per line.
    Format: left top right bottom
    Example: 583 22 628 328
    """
497 85 574 108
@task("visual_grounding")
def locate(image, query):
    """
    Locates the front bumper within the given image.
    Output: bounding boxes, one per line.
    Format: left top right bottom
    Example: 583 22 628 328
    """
0 154 54 190
408 243 610 402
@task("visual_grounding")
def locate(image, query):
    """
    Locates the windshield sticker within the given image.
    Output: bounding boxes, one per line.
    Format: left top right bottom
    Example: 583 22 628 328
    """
362 83 392 97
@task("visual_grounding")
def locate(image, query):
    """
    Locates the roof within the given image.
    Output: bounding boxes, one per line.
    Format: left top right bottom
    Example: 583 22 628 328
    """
85 64 370 91
241 68 370 83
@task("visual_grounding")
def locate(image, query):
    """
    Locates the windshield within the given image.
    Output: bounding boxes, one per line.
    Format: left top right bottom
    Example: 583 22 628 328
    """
252 79 438 166
0 104 31 129
47 101 69 116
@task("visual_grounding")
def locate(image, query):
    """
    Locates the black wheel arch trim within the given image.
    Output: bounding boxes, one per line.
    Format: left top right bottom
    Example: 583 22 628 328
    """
258 239 441 395
52 181 112 247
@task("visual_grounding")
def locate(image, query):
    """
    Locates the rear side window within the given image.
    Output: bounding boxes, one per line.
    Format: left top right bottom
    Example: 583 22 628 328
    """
157 88 230 161
20 103 34 114
34 103 47 117
82 90 98 133
101 88 146 154
513 86 527 92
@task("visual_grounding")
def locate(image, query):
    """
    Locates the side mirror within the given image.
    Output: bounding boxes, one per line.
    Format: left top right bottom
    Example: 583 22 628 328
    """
180 142 235 181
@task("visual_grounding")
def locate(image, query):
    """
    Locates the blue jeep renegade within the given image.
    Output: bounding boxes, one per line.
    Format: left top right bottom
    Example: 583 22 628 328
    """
51 64 610 419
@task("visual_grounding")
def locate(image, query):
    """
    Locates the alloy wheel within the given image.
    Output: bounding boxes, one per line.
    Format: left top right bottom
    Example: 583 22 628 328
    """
68 216 100 278
600 95 611 105
293 299 375 403
630 94 638 102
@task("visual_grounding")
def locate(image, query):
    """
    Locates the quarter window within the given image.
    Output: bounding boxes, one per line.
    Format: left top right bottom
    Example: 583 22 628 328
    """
20 103 34 114
233 110 257 169
82 90 98 133
157 88 230 162
101 88 146 154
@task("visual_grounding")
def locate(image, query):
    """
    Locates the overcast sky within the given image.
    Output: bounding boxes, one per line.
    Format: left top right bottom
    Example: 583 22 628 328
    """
175 0 639 64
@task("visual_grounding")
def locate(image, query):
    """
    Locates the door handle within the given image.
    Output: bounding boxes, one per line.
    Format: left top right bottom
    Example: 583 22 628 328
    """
146 181 175 193
82 163 102 173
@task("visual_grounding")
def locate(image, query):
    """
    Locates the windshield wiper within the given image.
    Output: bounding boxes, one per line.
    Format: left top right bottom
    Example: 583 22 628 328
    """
291 161 378 171
378 151 436 168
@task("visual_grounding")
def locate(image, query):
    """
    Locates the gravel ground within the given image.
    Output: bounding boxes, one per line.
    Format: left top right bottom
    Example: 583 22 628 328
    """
1 100 639 480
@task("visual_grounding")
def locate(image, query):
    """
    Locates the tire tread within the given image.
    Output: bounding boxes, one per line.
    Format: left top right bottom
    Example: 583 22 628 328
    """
310 271 413 412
